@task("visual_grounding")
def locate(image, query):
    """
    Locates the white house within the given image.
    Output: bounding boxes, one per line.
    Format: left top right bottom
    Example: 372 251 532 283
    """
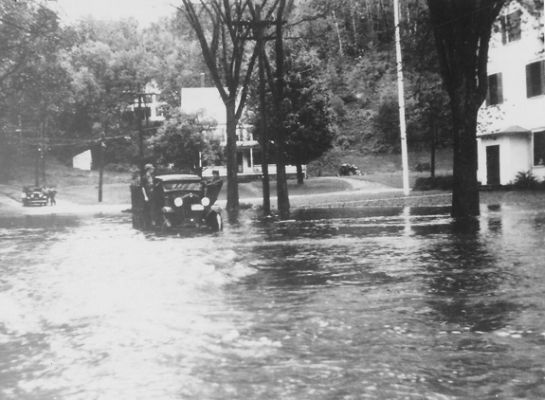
477 0 545 185
128 81 166 123
180 86 305 178
180 87 259 176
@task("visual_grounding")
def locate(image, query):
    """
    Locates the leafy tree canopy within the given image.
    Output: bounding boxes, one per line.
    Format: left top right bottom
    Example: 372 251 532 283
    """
147 109 219 172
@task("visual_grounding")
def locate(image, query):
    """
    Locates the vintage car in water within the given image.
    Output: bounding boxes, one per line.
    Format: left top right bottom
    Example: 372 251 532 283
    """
21 186 48 206
131 173 223 231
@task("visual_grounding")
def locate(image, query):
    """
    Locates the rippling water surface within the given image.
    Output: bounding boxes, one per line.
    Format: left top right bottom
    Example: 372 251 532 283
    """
1 205 545 399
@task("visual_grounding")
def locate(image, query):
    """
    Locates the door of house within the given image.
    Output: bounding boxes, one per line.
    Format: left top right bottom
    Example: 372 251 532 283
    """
486 145 500 185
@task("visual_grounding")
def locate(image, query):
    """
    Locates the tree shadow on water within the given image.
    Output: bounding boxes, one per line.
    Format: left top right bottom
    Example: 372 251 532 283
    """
422 218 518 333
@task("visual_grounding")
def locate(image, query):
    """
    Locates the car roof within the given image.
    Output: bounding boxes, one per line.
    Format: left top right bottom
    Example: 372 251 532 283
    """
154 174 202 182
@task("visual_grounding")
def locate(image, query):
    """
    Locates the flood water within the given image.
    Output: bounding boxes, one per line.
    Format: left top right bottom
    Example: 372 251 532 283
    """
1 204 545 399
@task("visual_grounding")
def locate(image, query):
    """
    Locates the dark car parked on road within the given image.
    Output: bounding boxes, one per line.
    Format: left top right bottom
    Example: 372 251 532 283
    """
131 174 223 232
21 186 48 206
338 163 362 176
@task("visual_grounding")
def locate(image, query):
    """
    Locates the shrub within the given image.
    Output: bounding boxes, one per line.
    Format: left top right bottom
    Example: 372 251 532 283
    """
513 170 539 190
413 175 453 191
106 163 132 173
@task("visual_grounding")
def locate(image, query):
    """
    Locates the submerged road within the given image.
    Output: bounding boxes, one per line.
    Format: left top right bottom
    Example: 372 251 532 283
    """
1 202 545 399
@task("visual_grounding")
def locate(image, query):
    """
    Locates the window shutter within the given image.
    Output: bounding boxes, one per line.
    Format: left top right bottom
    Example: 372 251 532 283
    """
501 16 507 44
526 61 545 97
497 73 503 104
486 76 491 105
527 63 534 97
541 60 545 96
486 74 503 105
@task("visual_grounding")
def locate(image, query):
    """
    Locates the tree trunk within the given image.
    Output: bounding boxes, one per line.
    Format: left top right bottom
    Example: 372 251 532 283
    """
296 162 304 185
430 117 436 179
276 145 290 219
426 0 505 219
274 0 290 220
225 99 239 213
0 133 9 183
450 93 480 217
257 12 271 216
332 10 344 57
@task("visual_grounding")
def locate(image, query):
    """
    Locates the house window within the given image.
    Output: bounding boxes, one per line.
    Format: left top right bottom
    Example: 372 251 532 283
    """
134 106 151 120
500 10 522 44
534 131 545 166
486 73 503 105
526 60 545 98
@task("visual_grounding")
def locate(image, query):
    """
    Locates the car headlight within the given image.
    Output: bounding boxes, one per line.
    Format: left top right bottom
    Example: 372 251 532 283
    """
201 197 210 207
173 197 184 207
21 193 27 199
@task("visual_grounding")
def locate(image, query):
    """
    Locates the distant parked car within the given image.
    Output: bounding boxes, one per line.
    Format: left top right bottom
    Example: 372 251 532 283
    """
338 163 362 176
21 186 48 206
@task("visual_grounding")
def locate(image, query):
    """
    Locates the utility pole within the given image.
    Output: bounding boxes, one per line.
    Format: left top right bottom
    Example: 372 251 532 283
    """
255 4 271 216
273 0 290 219
35 120 46 187
245 1 278 216
41 132 47 184
98 129 106 202
394 0 410 196
137 90 145 181
34 146 41 187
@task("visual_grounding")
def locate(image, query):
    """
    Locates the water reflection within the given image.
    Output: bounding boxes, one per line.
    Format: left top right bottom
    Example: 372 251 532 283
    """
422 218 519 334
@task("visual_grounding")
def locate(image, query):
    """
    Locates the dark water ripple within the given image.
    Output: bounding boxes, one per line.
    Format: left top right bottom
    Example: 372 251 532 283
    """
1 206 545 399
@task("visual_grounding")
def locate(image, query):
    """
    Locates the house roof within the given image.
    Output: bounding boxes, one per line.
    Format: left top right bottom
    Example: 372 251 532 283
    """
180 87 226 124
497 125 532 134
480 124 532 138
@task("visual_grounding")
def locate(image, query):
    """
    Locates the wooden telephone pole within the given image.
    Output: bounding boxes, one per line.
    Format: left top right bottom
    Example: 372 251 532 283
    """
246 0 290 218
254 5 273 216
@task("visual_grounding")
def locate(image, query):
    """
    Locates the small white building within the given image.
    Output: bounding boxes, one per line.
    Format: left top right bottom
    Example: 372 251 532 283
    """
477 0 545 185
180 86 305 178
72 149 92 171
128 81 166 123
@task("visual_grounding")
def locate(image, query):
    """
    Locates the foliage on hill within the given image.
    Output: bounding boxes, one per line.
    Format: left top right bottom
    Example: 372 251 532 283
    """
292 0 452 155
2 0 505 185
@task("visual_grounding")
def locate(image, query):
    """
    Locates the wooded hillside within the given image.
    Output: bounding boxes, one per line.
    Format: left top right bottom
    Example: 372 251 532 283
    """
1 0 461 182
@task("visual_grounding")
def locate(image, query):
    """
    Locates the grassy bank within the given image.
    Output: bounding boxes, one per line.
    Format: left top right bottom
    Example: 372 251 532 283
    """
3 155 391 206
308 148 453 188
6 149 541 212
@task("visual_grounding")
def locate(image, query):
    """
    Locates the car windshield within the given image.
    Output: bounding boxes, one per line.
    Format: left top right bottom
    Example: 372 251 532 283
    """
162 182 201 192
